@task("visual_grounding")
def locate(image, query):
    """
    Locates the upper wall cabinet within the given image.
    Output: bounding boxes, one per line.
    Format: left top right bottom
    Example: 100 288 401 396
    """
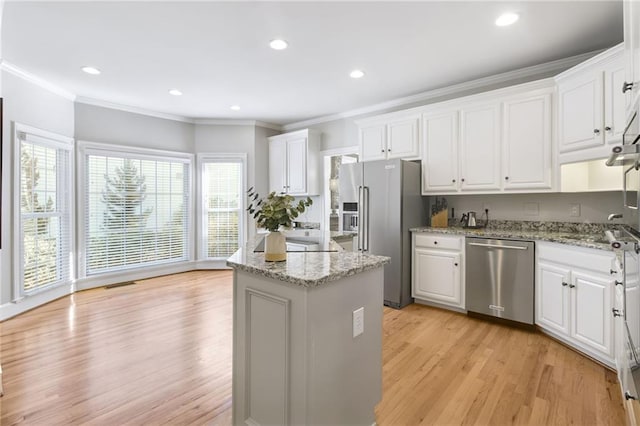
624 1 640 114
268 129 322 196
556 45 626 163
421 83 554 195
358 114 420 162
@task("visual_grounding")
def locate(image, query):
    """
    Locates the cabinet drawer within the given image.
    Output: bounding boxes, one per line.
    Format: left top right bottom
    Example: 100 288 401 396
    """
414 234 462 250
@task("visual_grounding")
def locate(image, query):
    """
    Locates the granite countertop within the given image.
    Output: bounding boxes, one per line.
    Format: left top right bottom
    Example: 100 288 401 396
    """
410 220 613 251
226 232 390 287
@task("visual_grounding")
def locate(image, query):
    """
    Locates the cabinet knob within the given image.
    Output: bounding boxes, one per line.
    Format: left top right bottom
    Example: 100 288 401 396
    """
613 308 623 317
626 391 637 400
623 81 634 93
461 178 465 182
593 129 600 135
610 269 616 275
605 126 612 132
434 241 438 245
454 263 458 266
505 176 509 180
562 282 568 287
387 148 391 152
569 283 576 288
381 149 385 153
616 280 623 286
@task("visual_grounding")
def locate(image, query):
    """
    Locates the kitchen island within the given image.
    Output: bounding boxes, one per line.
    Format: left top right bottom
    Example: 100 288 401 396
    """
226 236 389 426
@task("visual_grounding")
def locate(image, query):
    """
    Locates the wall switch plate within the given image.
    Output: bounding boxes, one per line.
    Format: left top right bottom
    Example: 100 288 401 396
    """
353 307 364 338
570 203 581 217
523 202 539 216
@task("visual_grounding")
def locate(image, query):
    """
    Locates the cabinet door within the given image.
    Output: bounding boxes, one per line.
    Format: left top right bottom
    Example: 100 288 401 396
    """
536 261 571 336
624 0 640 107
360 124 387 162
422 111 458 193
269 139 287 194
459 103 501 191
570 270 613 358
412 248 462 308
502 93 552 190
286 138 307 195
558 72 604 152
387 117 420 159
604 62 628 144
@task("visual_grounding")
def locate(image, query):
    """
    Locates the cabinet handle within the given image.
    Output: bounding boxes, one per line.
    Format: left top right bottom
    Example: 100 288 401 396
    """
594 129 600 135
626 391 637 400
605 126 612 132
623 81 634 93
569 283 576 288
616 280 623 286
610 269 616 275
562 282 568 287
613 308 623 317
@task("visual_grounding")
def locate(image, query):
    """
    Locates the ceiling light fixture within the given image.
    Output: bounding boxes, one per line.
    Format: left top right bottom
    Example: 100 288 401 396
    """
495 12 519 27
270 39 288 50
230 105 241 111
81 66 101 75
350 70 365 79
168 89 183 96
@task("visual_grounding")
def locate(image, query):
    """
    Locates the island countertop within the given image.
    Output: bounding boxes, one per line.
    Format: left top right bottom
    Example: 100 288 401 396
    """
226 233 390 287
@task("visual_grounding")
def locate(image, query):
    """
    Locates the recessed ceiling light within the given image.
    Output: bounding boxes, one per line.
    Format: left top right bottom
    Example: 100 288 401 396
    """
230 105 241 111
350 70 365 79
81 66 101 75
168 89 182 96
270 39 288 50
495 12 519 27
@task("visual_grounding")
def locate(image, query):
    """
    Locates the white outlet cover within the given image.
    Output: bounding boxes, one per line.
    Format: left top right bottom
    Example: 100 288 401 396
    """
353 307 364 338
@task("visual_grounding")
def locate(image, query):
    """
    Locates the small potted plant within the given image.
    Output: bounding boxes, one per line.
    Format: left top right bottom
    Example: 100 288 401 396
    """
247 188 313 262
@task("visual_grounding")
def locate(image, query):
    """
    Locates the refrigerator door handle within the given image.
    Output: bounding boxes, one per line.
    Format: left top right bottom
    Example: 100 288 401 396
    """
363 186 370 252
358 186 364 251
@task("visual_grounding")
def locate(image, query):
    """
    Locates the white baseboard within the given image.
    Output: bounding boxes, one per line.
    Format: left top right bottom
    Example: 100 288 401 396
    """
0 284 73 321
75 261 198 291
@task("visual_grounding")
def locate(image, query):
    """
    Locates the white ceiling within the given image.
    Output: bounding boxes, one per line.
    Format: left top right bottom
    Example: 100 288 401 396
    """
2 1 623 126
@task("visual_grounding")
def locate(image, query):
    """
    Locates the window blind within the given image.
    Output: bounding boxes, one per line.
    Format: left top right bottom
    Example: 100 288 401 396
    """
85 153 190 275
203 159 243 258
19 134 72 295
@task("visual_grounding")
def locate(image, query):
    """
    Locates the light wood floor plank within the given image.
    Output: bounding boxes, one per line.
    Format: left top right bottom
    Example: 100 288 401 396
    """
0 271 626 425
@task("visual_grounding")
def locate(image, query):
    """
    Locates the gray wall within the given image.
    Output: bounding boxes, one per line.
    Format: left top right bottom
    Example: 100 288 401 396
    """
75 103 194 152
438 192 622 224
1 70 75 304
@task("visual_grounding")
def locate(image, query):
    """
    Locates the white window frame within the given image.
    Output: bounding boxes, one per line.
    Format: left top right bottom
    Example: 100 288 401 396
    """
77 141 195 278
196 153 247 261
13 123 75 301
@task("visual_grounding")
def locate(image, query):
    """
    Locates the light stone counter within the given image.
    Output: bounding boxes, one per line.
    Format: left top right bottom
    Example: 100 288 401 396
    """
226 234 389 287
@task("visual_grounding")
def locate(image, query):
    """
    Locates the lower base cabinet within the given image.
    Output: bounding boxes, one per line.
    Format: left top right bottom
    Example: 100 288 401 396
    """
412 233 464 310
536 242 616 367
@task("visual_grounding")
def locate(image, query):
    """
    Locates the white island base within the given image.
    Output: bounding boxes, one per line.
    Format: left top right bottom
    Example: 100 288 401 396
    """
231 266 384 426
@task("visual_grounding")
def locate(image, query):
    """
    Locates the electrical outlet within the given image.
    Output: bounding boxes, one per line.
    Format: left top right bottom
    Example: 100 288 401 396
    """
353 307 364 338
570 203 581 217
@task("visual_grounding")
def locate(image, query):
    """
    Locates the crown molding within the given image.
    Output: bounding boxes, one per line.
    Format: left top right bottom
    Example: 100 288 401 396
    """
281 47 606 132
0 60 76 101
75 96 194 123
193 118 282 130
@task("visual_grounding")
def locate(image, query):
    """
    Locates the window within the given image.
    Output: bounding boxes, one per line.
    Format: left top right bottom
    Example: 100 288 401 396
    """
82 146 191 275
200 155 246 259
16 125 73 296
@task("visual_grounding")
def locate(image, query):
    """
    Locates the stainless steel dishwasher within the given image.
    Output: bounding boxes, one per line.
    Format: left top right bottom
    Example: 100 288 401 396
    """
465 237 535 325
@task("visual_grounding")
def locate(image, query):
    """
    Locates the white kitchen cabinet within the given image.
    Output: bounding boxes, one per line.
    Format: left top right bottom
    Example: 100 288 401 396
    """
536 242 616 366
268 129 321 196
459 103 501 191
502 93 552 190
412 233 464 310
358 115 420 162
420 81 554 195
422 111 458 192
556 44 625 163
624 0 640 111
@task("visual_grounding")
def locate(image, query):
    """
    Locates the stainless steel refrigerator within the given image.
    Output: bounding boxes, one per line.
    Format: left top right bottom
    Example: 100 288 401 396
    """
339 159 425 308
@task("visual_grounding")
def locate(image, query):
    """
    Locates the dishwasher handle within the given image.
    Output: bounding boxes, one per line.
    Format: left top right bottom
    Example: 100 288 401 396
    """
468 242 529 250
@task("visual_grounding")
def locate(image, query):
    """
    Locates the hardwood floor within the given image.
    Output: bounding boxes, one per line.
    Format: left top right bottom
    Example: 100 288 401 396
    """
0 271 626 425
